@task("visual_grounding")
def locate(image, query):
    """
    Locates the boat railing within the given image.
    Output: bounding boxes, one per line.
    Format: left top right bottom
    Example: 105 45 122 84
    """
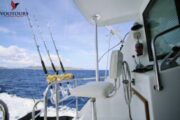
151 24 180 91
32 100 43 120
32 76 106 120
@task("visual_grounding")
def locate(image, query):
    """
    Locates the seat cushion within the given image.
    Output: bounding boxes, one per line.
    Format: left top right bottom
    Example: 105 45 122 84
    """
70 82 114 98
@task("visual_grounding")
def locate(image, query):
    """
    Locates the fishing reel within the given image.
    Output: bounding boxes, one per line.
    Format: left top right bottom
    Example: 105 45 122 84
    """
50 82 73 105
47 73 74 105
50 86 61 105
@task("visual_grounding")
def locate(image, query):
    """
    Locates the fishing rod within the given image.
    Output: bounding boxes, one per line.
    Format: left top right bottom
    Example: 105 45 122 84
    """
26 14 48 75
48 26 66 73
33 17 59 75
43 41 58 75
27 13 74 84
40 31 74 84
47 26 75 85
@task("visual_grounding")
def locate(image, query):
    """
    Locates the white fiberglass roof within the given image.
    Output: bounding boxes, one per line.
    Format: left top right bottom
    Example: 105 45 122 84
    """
74 0 145 26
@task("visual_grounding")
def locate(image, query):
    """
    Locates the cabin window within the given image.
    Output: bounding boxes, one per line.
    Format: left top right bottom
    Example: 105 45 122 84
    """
143 0 180 60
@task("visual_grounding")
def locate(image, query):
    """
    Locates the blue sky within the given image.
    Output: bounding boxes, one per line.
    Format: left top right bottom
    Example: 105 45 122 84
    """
0 0 132 69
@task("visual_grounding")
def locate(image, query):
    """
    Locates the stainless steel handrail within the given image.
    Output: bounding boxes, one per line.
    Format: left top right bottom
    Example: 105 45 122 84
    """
32 100 43 120
75 77 79 120
151 24 180 91
73 77 105 81
43 80 63 120
43 84 51 120
43 80 70 120
42 77 105 120
55 82 59 120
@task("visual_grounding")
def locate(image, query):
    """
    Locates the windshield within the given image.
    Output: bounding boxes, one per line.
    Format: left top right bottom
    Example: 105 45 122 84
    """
144 0 180 60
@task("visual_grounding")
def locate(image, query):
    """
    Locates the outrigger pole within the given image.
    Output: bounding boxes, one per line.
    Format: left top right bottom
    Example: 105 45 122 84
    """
26 14 48 75
48 26 66 73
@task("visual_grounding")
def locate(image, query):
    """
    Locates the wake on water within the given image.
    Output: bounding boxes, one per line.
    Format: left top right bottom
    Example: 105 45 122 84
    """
0 69 107 120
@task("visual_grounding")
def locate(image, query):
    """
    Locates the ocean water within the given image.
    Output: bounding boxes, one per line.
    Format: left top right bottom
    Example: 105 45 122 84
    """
0 69 107 109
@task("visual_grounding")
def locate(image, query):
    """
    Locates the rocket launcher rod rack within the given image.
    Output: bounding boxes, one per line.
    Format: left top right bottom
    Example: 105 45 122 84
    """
27 14 74 120
32 75 74 120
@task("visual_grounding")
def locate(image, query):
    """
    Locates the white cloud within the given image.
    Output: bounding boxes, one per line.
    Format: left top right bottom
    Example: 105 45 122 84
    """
0 45 38 68
0 26 16 34
0 45 70 68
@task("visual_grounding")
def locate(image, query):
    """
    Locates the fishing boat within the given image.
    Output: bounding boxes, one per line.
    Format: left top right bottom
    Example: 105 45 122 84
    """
0 0 180 120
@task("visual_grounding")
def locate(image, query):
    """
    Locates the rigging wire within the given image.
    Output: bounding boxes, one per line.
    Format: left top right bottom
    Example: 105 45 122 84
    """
98 32 129 63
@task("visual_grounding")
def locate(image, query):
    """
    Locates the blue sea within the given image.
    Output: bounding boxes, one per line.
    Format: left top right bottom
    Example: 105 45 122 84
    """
0 69 107 110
